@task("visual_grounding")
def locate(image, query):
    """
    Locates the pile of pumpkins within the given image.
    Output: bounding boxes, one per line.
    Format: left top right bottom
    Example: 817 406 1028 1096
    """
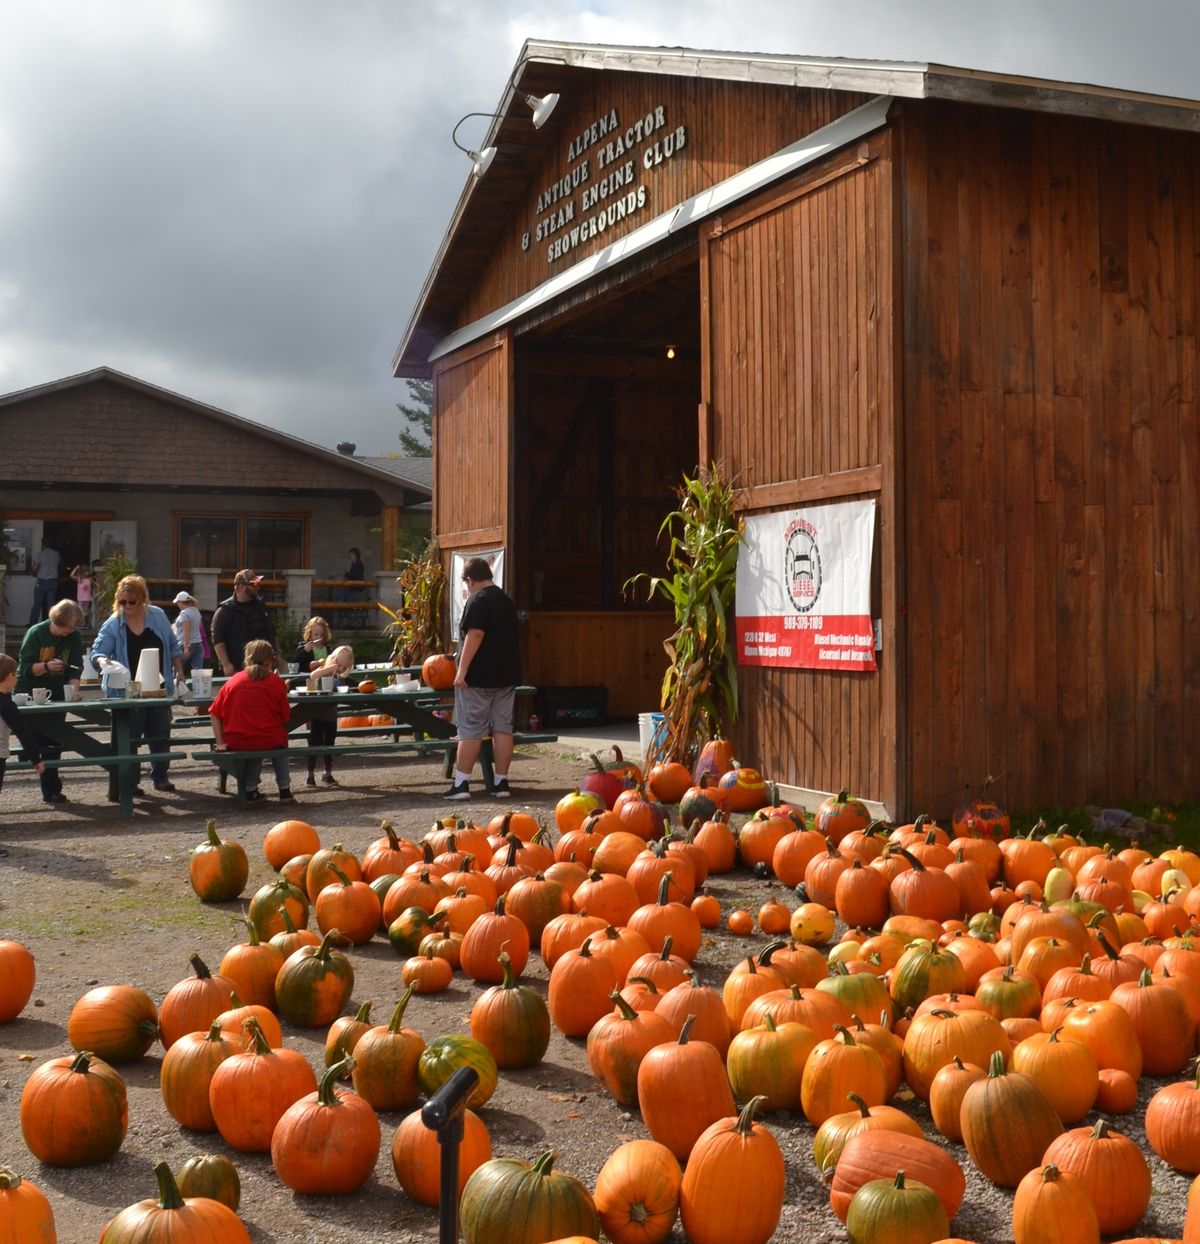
8 754 1200 1243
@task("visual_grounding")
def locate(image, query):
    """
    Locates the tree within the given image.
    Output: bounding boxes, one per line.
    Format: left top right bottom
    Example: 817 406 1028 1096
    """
397 378 432 457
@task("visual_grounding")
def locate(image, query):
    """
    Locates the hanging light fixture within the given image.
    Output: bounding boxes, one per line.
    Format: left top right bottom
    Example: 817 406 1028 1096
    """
450 54 566 178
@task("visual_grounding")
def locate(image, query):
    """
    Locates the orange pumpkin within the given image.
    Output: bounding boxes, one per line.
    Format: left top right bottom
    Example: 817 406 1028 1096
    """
356 678 377 694
593 1139 681 1244
421 653 456 690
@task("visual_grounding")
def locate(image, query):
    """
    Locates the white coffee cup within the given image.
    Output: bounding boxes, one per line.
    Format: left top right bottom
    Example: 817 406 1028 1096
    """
321 677 335 692
32 688 51 704
13 693 30 705
287 663 300 674
63 684 80 702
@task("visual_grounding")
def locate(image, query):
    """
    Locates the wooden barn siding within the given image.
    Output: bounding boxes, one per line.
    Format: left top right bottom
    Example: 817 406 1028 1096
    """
901 101 1200 814
523 612 675 719
432 332 512 564
702 131 899 809
457 78 869 329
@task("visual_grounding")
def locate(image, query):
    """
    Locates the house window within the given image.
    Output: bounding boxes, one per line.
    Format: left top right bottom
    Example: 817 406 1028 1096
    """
179 517 239 569
246 518 304 572
175 514 307 573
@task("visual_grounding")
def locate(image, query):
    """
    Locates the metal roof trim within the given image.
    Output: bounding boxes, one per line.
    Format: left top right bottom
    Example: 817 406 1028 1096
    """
426 94 892 366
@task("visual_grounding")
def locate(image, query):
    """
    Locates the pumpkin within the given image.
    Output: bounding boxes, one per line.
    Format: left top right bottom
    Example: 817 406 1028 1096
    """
0 1168 55 1243
902 1007 1011 1100
98 1162 250 1242
690 807 737 872
338 714 373 728
1096 1066 1139 1115
692 734 736 785
207 1019 317 1152
647 761 692 804
1058 998 1144 1077
188 819 249 902
271 1058 381 1195
814 788 873 845
20 1050 128 1166
220 919 285 1010
846 1172 949 1244
471 951 552 1069
679 1097 785 1244
790 901 836 946
158 954 238 1049
542 911 608 969
421 652 456 690
800 1025 887 1126
507 872 571 942
66 984 159 1064
356 677 377 694
593 1139 681 1244
1012 1163 1099 1244
214 992 283 1050
1110 966 1197 1075
636 1015 737 1160
418 1034 498 1110
325 1000 375 1069
830 1129 966 1223
548 937 619 1037
587 991 677 1106
461 894 531 983
890 941 967 1014
657 972 732 1056
0 941 36 1026
1011 1027 1099 1123
159 1020 239 1131
726 1014 817 1112
627 872 702 962
400 948 452 994
274 929 355 1028
176 1154 241 1211
727 909 754 936
959 1049 1063 1187
928 1057 985 1142
351 988 425 1111
811 1092 924 1177
305 841 362 900
392 1107 492 1206
952 775 1011 841
361 818 422 882
389 906 449 957
247 875 309 940
460 1151 599 1244
691 893 722 928
262 818 320 870
579 751 631 809
555 787 607 833
1043 1119 1151 1235
1146 1062 1200 1171
315 863 381 946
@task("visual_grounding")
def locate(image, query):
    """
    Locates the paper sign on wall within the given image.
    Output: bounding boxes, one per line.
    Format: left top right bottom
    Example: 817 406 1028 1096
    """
450 548 505 639
735 500 876 671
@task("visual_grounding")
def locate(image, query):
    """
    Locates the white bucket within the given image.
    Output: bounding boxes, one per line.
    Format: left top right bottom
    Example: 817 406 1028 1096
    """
638 712 666 760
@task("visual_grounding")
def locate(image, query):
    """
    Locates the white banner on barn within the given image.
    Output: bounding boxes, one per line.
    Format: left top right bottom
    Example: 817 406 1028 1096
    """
735 500 876 671
450 548 505 639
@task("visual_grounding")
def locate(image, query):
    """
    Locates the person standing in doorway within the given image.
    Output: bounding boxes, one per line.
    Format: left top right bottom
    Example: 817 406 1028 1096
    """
444 557 521 802
212 569 276 674
28 541 61 624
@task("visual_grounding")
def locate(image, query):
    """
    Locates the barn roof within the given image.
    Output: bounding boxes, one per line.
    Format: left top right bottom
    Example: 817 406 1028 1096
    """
393 39 1200 378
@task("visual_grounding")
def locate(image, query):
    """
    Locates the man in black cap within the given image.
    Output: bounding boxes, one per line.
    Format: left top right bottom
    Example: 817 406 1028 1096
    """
212 569 276 675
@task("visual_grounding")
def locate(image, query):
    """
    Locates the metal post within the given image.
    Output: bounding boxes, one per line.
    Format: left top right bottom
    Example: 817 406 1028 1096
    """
421 1065 480 1244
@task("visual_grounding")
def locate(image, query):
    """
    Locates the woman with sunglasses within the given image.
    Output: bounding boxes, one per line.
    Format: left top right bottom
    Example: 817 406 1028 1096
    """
90 575 186 797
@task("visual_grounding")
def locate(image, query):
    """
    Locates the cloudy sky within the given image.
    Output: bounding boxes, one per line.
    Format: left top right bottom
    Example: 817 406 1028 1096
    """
2 0 1196 454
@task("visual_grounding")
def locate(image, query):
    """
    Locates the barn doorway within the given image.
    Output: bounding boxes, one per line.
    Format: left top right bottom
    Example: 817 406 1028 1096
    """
513 256 701 717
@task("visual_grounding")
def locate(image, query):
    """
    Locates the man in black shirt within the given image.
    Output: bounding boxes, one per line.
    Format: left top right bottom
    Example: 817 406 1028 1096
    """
212 569 276 675
444 556 521 801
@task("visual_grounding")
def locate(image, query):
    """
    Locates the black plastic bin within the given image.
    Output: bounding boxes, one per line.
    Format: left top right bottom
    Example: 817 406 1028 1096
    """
536 685 608 728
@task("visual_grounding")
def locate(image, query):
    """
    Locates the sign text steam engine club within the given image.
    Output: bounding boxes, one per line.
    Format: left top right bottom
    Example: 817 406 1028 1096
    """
523 103 688 263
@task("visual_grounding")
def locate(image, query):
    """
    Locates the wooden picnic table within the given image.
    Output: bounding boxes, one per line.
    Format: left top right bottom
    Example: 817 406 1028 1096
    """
12 697 187 818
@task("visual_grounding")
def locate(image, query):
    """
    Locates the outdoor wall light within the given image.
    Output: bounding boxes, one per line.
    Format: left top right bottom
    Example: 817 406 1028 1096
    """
666 344 676 359
450 56 564 179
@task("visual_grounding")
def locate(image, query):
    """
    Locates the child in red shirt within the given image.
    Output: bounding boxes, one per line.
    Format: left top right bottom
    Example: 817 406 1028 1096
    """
208 639 293 803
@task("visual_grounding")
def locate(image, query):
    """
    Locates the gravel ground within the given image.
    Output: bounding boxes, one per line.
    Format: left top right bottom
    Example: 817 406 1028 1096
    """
0 743 1193 1242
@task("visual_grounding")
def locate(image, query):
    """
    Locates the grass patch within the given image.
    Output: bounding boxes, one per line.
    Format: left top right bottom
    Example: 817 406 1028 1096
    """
1012 800 1200 852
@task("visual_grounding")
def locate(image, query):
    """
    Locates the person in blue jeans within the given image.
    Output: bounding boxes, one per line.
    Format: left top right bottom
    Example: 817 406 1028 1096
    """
90 574 186 797
28 543 61 624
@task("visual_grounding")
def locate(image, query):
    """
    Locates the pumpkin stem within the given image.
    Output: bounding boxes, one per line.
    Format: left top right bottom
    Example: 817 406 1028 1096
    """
659 936 674 960
848 1092 871 1117
756 939 787 967
578 937 595 958
1090 1119 1110 1139
833 1025 856 1045
246 1017 272 1056
1040 1163 1061 1182
351 999 373 1022
188 953 213 979
987 1048 1006 1077
329 862 353 888
1139 966 1154 986
610 991 640 1022
204 1019 225 1042
0 1170 23 1190
279 907 299 935
153 1160 187 1211
317 1057 353 1105
764 1012 778 1032
314 929 339 961
240 917 262 947
388 986 415 1032
656 871 674 906
497 951 517 989
381 819 401 849
629 976 659 994
891 1170 908 1190
734 1095 766 1134
204 820 222 847
531 1150 557 1176
677 1013 696 1045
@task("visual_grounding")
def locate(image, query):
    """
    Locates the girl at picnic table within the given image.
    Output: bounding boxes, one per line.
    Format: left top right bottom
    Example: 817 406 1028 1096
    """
303 643 354 787
207 639 294 803
293 615 334 671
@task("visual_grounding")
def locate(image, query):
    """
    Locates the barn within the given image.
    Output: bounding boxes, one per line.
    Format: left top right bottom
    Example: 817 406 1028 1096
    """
394 41 1200 818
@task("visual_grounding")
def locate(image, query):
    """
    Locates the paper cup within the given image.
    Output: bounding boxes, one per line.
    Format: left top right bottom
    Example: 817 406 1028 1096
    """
321 677 335 692
32 688 51 704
